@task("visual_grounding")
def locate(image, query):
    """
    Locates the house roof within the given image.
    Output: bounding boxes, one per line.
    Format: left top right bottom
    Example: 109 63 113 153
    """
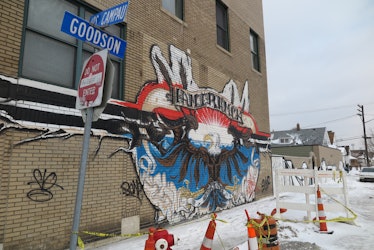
271 127 327 147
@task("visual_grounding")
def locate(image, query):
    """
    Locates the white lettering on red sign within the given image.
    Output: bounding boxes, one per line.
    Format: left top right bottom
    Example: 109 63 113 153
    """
80 72 102 87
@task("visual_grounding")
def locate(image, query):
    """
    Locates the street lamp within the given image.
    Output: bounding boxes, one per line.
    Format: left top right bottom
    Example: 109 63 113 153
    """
357 104 370 166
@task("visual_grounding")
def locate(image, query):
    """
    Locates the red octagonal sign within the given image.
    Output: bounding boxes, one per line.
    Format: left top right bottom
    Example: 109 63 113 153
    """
76 50 107 109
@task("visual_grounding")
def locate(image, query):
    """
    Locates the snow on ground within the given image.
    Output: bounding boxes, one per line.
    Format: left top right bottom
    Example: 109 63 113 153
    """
86 168 374 250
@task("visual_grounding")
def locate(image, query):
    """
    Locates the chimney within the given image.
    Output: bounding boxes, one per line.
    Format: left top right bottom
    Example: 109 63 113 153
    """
296 123 300 131
327 131 335 145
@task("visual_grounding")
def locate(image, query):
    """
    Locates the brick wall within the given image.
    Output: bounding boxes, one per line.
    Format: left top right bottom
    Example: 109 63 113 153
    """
0 128 153 249
0 1 24 77
256 153 273 199
314 145 342 168
0 0 271 249
0 130 13 245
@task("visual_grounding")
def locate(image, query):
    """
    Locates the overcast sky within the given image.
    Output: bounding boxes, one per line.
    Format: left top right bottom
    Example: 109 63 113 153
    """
262 0 374 149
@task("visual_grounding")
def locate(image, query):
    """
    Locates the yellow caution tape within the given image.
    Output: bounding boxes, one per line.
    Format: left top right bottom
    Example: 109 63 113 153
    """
73 195 356 250
207 213 229 249
81 230 145 238
272 187 357 224
247 215 274 249
211 219 224 249
72 230 146 250
71 232 85 250
339 170 343 183
331 170 345 183
216 218 228 223
319 187 357 223
77 236 85 250
332 170 343 183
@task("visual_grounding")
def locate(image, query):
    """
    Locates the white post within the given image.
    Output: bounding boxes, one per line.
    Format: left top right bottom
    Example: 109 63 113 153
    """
275 168 280 216
341 171 350 218
313 169 319 220
304 173 311 220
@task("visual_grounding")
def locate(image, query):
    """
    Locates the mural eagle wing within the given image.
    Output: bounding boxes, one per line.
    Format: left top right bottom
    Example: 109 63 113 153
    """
155 124 249 189
156 138 210 187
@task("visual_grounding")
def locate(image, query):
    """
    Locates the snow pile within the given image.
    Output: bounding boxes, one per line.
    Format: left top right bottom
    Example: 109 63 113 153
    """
87 168 374 250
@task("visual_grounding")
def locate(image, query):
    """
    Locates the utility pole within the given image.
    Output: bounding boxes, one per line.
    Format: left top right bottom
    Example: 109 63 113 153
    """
357 104 370 166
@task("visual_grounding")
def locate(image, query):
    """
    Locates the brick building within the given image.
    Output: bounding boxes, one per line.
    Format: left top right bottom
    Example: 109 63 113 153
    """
0 0 270 249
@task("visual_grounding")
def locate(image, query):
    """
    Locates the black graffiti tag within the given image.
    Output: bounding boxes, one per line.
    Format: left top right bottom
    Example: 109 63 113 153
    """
120 179 144 202
27 169 64 202
261 175 271 192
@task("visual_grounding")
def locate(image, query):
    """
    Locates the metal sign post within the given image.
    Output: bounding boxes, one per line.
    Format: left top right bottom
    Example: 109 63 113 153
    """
69 107 93 250
61 3 127 248
69 50 114 250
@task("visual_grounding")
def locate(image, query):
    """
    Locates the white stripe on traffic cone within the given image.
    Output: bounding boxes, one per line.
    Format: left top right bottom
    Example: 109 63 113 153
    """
200 213 217 250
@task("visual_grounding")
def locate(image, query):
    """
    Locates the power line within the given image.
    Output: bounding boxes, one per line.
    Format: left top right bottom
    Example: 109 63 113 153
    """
270 102 374 117
335 136 362 142
303 115 356 128
270 105 353 116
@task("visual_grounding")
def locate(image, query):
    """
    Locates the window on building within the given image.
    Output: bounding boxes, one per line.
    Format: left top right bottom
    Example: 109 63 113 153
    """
280 138 290 144
250 29 260 72
162 0 184 20
216 1 229 51
21 0 125 99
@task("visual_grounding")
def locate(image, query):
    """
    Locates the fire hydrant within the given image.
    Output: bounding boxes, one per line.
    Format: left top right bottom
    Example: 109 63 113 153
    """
144 227 177 250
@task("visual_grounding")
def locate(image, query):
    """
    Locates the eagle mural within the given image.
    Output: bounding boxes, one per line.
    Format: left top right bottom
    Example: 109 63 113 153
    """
110 45 268 223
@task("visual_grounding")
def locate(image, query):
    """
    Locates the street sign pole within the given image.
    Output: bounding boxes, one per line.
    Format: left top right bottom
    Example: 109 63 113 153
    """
61 4 126 248
70 107 94 250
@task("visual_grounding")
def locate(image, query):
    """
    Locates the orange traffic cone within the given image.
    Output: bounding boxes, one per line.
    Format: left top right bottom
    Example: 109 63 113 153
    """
245 209 258 250
200 213 217 250
144 227 156 250
315 185 333 234
247 223 258 250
